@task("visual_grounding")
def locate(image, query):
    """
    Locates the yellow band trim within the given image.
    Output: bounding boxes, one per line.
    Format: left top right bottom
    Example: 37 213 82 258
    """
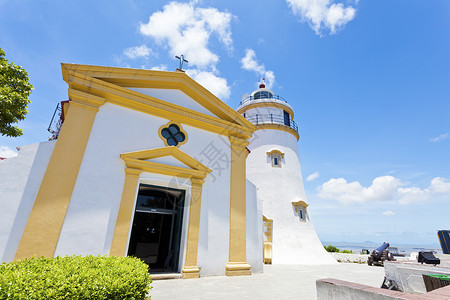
256 124 299 141
226 136 251 276
63 67 255 140
110 168 141 256
15 90 104 260
182 178 204 279
61 63 254 129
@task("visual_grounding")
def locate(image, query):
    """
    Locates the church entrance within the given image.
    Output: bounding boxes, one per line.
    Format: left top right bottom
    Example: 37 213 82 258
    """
127 184 185 273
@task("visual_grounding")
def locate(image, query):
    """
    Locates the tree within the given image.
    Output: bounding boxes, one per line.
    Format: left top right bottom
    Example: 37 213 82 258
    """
0 48 33 137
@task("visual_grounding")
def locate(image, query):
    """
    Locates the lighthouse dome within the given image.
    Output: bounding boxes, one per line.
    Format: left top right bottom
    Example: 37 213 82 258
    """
237 84 297 141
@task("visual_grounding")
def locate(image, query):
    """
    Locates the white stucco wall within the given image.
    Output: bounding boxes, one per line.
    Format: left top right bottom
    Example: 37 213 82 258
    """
0 141 55 262
129 88 217 118
53 97 237 275
247 129 337 265
246 180 264 273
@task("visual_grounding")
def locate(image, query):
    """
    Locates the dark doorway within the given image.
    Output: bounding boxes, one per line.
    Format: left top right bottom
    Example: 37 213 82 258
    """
283 110 290 126
127 184 185 273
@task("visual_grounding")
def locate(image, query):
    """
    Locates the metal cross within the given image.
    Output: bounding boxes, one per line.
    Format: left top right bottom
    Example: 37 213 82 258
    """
175 55 188 70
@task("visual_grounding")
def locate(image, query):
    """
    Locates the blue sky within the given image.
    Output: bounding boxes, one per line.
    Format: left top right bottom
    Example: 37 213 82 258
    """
1 0 449 246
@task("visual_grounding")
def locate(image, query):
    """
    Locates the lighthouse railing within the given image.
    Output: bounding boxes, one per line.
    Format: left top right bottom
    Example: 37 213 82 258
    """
240 94 287 105
244 114 298 132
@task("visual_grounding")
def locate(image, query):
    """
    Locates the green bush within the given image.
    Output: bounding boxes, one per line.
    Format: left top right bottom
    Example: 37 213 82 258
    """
0 255 152 299
324 245 340 252
339 249 353 254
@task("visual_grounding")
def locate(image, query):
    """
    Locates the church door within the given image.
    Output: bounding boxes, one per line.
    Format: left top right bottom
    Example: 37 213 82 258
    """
127 184 185 273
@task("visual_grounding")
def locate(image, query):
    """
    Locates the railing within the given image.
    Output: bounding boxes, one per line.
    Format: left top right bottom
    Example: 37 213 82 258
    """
240 94 287 105
47 102 64 140
244 114 298 132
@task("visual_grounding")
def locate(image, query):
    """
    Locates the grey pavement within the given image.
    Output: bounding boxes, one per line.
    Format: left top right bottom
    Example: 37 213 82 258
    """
150 263 386 300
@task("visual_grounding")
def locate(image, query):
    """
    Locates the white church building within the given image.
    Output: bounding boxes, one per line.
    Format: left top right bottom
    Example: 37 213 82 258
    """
0 64 335 279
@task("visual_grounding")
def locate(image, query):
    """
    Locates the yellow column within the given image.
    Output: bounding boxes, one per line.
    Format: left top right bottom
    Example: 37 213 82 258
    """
226 136 252 276
110 168 142 256
182 177 204 279
15 89 105 260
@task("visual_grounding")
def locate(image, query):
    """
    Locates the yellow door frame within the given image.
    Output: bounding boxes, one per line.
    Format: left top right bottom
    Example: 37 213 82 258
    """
110 147 211 279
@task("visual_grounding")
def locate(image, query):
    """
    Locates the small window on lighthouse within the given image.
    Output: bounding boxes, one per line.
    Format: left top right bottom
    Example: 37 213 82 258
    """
267 150 284 168
292 201 308 222
299 208 305 220
271 154 281 168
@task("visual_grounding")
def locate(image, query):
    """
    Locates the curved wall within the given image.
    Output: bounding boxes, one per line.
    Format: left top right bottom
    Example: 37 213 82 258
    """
247 129 337 264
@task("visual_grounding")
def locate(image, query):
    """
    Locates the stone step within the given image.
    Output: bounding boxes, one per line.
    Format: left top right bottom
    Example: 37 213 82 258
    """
151 273 182 280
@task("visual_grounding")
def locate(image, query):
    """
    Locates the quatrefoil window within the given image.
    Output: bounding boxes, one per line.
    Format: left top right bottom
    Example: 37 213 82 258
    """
159 123 187 147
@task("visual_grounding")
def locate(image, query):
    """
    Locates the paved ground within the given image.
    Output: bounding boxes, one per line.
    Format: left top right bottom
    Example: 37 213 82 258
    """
150 263 386 299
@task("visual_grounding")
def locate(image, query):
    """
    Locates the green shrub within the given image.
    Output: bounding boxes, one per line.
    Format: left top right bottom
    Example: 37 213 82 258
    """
0 255 152 299
340 249 353 254
324 245 340 252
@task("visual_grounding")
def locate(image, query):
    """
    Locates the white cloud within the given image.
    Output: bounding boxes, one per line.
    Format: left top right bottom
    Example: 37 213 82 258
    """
186 69 230 99
430 177 450 194
318 175 450 205
397 177 450 205
397 186 430 205
151 64 168 71
241 49 275 88
318 176 401 204
0 146 18 158
139 1 233 99
430 133 449 143
140 1 233 69
123 45 153 59
286 0 356 35
382 210 395 216
306 171 320 181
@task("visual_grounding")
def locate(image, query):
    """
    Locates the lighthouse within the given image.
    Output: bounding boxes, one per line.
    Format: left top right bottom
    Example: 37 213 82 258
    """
238 83 337 265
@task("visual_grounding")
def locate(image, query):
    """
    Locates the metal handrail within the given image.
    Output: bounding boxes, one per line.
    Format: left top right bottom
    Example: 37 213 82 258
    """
47 102 63 141
240 94 287 105
244 114 298 132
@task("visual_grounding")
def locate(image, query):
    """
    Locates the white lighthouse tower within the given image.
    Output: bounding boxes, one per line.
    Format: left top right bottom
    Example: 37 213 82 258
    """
238 83 337 265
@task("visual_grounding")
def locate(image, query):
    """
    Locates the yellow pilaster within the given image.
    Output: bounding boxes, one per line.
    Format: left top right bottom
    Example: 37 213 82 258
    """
182 177 204 279
110 168 142 256
15 89 105 260
226 136 251 276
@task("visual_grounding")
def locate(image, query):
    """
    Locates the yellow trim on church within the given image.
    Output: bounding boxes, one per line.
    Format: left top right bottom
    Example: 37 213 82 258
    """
111 147 212 279
61 64 256 140
226 136 252 276
15 90 105 260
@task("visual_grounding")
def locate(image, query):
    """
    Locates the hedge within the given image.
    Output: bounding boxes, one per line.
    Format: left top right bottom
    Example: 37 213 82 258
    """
0 255 152 299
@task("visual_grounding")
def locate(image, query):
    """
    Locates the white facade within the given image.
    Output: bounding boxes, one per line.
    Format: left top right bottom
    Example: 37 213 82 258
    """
0 84 263 276
0 142 55 262
239 86 337 265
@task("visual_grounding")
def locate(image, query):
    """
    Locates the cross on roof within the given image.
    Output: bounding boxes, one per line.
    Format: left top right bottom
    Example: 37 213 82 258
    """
175 55 188 70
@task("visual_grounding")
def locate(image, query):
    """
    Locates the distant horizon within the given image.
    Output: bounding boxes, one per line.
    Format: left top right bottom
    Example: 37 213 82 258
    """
320 239 441 249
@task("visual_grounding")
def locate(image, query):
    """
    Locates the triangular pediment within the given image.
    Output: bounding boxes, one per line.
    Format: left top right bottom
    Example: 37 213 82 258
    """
61 63 255 139
121 147 211 180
